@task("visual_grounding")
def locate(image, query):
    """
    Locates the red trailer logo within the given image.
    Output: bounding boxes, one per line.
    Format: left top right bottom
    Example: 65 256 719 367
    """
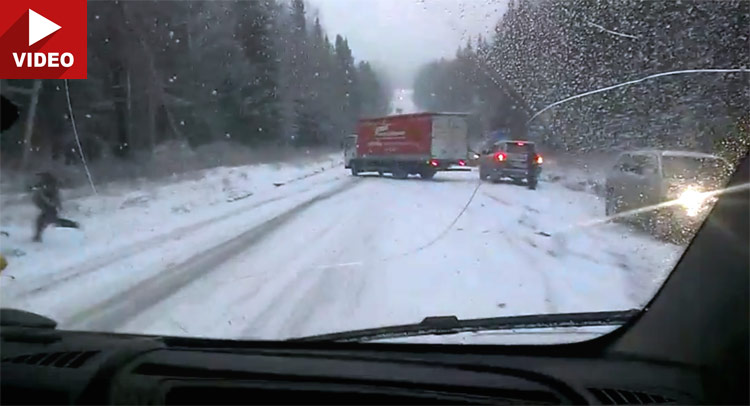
374 124 406 138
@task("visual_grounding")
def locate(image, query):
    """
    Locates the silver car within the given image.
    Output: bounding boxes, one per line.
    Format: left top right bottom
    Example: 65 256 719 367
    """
604 150 730 241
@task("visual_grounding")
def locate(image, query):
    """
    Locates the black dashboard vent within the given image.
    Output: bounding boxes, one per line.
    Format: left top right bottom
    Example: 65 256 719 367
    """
2 351 99 368
588 388 675 405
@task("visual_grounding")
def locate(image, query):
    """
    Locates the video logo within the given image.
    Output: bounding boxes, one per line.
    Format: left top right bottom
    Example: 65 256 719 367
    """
0 0 87 79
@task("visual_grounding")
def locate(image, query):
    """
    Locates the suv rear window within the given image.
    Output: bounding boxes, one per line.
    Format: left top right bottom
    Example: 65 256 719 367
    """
505 143 534 154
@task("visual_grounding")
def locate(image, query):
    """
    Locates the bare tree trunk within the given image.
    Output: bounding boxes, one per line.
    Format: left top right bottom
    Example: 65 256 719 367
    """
186 6 194 61
147 90 156 150
120 2 183 142
112 62 129 157
127 69 133 146
21 79 42 169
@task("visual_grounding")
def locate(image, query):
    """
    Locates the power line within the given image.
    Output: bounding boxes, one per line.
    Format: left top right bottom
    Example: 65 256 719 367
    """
64 79 97 195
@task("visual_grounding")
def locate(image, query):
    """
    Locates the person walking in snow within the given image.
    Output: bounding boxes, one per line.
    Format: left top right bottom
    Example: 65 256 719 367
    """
31 172 80 242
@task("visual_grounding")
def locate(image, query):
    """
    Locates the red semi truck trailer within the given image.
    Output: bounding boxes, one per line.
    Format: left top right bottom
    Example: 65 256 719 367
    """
344 113 470 179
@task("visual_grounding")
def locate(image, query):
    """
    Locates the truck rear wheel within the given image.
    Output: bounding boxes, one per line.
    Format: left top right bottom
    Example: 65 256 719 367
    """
419 168 436 180
350 162 360 176
392 167 408 179
527 176 538 190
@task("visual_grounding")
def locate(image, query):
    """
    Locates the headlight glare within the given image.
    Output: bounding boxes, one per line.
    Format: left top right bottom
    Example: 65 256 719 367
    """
677 187 705 217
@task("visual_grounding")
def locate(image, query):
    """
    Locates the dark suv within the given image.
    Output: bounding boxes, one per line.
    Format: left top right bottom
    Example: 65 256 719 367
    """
478 140 543 189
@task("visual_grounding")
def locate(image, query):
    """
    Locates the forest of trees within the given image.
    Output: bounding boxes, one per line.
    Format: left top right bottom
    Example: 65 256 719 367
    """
0 0 391 170
413 0 749 160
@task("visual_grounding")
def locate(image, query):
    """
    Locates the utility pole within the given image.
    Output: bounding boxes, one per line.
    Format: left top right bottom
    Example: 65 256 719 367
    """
16 79 43 169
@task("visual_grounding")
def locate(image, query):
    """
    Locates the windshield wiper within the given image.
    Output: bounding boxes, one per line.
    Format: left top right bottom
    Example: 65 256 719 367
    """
290 309 640 342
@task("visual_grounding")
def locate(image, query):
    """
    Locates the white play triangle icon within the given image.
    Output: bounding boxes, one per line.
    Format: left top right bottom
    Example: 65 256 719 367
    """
28 9 61 46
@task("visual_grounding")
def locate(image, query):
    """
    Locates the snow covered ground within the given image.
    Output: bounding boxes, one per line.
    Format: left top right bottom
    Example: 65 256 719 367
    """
0 154 683 342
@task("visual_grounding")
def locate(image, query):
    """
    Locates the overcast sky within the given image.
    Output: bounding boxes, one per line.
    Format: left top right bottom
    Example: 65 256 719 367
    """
307 0 508 88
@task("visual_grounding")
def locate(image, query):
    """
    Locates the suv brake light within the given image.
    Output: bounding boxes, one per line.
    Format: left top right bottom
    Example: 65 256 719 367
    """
535 154 543 164
429 159 440 167
494 152 506 162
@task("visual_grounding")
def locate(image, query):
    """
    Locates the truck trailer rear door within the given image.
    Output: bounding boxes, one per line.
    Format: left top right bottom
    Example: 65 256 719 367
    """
431 115 468 160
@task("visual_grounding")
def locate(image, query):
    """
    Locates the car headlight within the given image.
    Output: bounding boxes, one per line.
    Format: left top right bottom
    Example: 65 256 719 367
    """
677 187 706 217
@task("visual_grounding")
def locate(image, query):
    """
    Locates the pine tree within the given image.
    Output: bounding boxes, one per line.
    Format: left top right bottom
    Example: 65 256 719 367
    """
1 0 396 169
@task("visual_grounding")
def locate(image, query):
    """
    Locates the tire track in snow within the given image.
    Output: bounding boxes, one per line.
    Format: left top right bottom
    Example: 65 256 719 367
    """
260 246 370 339
278 266 356 338
193 219 344 339
229 220 343 334
480 189 559 314
64 179 362 331
483 186 641 313
236 190 373 339
497 230 560 315
11 176 344 299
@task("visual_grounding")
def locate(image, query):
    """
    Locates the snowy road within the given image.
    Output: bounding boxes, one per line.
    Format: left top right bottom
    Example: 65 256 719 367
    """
1 160 682 341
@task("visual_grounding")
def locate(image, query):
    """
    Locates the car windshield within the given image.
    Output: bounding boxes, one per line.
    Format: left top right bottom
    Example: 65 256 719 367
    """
0 0 747 344
662 156 727 180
